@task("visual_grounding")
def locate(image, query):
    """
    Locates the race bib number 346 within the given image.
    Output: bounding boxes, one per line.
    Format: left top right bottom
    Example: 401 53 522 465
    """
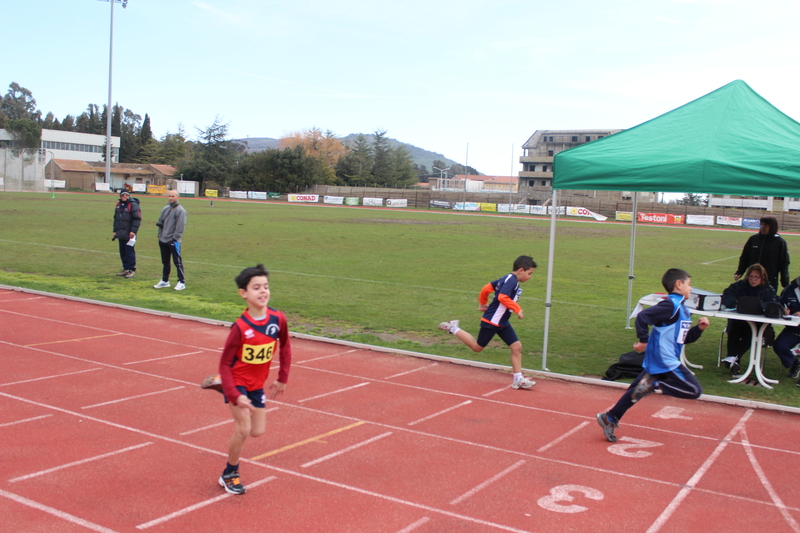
242 342 276 364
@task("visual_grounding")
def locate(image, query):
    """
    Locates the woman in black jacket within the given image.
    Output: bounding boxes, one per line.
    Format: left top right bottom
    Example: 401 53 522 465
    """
721 263 778 376
734 216 790 291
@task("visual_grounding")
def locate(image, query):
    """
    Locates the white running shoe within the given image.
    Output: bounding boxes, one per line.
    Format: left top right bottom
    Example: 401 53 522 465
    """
174 281 186 291
438 319 459 333
153 280 170 289
512 377 536 389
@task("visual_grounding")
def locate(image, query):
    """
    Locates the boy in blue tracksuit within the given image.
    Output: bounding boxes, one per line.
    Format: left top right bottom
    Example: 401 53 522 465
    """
597 268 710 443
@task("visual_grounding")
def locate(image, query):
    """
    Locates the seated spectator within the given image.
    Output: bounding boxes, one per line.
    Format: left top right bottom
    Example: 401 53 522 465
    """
772 276 800 383
721 264 778 376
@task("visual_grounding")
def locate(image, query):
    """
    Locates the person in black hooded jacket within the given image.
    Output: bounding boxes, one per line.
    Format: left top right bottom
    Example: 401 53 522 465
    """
113 190 141 278
734 216 790 291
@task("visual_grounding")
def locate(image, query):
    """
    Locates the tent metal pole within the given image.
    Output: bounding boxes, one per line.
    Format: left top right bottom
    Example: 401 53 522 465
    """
542 189 558 371
625 192 639 328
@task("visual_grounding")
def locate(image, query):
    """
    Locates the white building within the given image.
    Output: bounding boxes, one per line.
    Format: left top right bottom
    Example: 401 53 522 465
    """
0 128 120 162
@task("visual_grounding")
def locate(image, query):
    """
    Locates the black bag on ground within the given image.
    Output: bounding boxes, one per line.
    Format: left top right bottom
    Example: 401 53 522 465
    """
602 351 645 381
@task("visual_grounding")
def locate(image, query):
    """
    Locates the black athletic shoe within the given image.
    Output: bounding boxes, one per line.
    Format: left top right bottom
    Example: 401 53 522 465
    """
219 471 246 495
596 412 618 443
730 360 741 376
788 358 800 379
631 373 655 403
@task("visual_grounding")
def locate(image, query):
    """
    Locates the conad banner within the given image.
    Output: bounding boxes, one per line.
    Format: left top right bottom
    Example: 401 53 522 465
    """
742 217 761 229
324 196 345 205
229 191 248 199
288 194 319 202
386 199 408 207
638 212 684 225
479 203 497 212
717 216 743 226
566 206 607 221
204 189 218 198
686 214 715 226
363 197 383 206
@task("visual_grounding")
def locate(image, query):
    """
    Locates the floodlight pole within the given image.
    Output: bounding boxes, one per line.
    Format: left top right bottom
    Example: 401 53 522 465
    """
100 0 128 186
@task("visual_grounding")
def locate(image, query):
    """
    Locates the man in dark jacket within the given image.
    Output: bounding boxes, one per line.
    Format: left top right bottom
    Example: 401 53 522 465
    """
734 216 790 290
772 276 800 382
113 190 142 278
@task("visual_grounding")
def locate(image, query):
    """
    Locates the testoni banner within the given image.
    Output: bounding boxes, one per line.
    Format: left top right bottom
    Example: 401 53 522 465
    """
44 180 66 188
288 194 319 202
363 197 383 207
132 184 147 193
386 198 408 207
345 197 360 206
454 202 480 211
229 191 248 199
638 212 684 225
717 216 743 226
742 217 761 229
148 185 168 195
95 182 110 191
615 211 633 221
430 200 453 209
498 204 531 214
567 206 607 221
204 189 218 198
479 203 497 212
324 196 345 205
248 191 267 200
686 214 715 226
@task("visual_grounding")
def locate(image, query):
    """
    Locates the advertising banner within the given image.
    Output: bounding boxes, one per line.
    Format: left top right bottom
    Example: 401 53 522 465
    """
288 194 319 202
454 202 480 211
717 216 743 226
229 191 248 199
268 192 281 199
638 212 684 225
204 189 218 198
479 203 497 212
132 184 147 193
324 196 345 205
95 183 110 191
742 217 761 229
44 180 66 189
615 211 633 221
363 197 383 207
498 204 531 214
247 191 266 200
148 185 168 195
430 200 453 209
345 197 360 206
566 206 607 221
386 199 408 207
686 214 715 226
530 206 566 216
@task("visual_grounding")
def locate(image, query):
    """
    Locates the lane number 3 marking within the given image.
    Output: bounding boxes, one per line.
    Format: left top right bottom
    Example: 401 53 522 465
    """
537 485 604 514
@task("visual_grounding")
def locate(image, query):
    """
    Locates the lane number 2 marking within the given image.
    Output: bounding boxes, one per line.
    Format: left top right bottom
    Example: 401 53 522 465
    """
608 436 664 458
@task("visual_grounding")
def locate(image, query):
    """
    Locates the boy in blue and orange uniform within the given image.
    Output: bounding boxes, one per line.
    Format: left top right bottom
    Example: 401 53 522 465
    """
201 264 292 494
438 255 537 390
597 268 709 443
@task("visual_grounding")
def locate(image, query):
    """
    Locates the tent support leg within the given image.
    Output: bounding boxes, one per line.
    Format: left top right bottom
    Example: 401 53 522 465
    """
625 192 639 329
542 190 558 371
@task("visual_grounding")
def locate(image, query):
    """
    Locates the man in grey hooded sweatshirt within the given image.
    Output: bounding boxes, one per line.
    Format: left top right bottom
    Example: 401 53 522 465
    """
154 189 187 291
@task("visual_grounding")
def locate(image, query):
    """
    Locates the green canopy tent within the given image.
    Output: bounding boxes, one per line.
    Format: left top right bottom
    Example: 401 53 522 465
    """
538 80 800 368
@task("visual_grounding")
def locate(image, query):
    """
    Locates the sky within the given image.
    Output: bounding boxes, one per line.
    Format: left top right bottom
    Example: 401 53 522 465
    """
3 0 800 177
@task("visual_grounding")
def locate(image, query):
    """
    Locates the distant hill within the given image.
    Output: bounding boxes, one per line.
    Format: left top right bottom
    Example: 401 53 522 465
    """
233 134 472 174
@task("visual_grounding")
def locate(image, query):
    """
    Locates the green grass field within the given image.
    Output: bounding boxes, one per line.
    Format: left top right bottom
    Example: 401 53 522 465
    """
2 191 800 407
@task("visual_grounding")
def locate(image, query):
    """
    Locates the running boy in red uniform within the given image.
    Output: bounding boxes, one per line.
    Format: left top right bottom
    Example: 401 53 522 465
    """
201 264 292 494
438 255 537 390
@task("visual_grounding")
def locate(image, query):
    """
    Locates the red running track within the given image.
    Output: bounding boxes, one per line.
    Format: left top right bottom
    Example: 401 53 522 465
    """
1 287 799 533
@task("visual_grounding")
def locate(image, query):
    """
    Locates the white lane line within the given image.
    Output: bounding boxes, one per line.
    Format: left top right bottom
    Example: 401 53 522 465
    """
0 367 102 387
301 432 393 468
0 414 53 428
123 351 203 365
297 382 370 403
482 386 510 397
294 349 359 364
449 460 526 505
407 400 472 427
0 488 120 533
10 442 154 483
396 517 431 532
384 363 439 380
81 386 185 409
645 409 754 533
136 476 277 530
537 422 591 453
740 427 800 533
701 255 739 265
179 407 279 436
